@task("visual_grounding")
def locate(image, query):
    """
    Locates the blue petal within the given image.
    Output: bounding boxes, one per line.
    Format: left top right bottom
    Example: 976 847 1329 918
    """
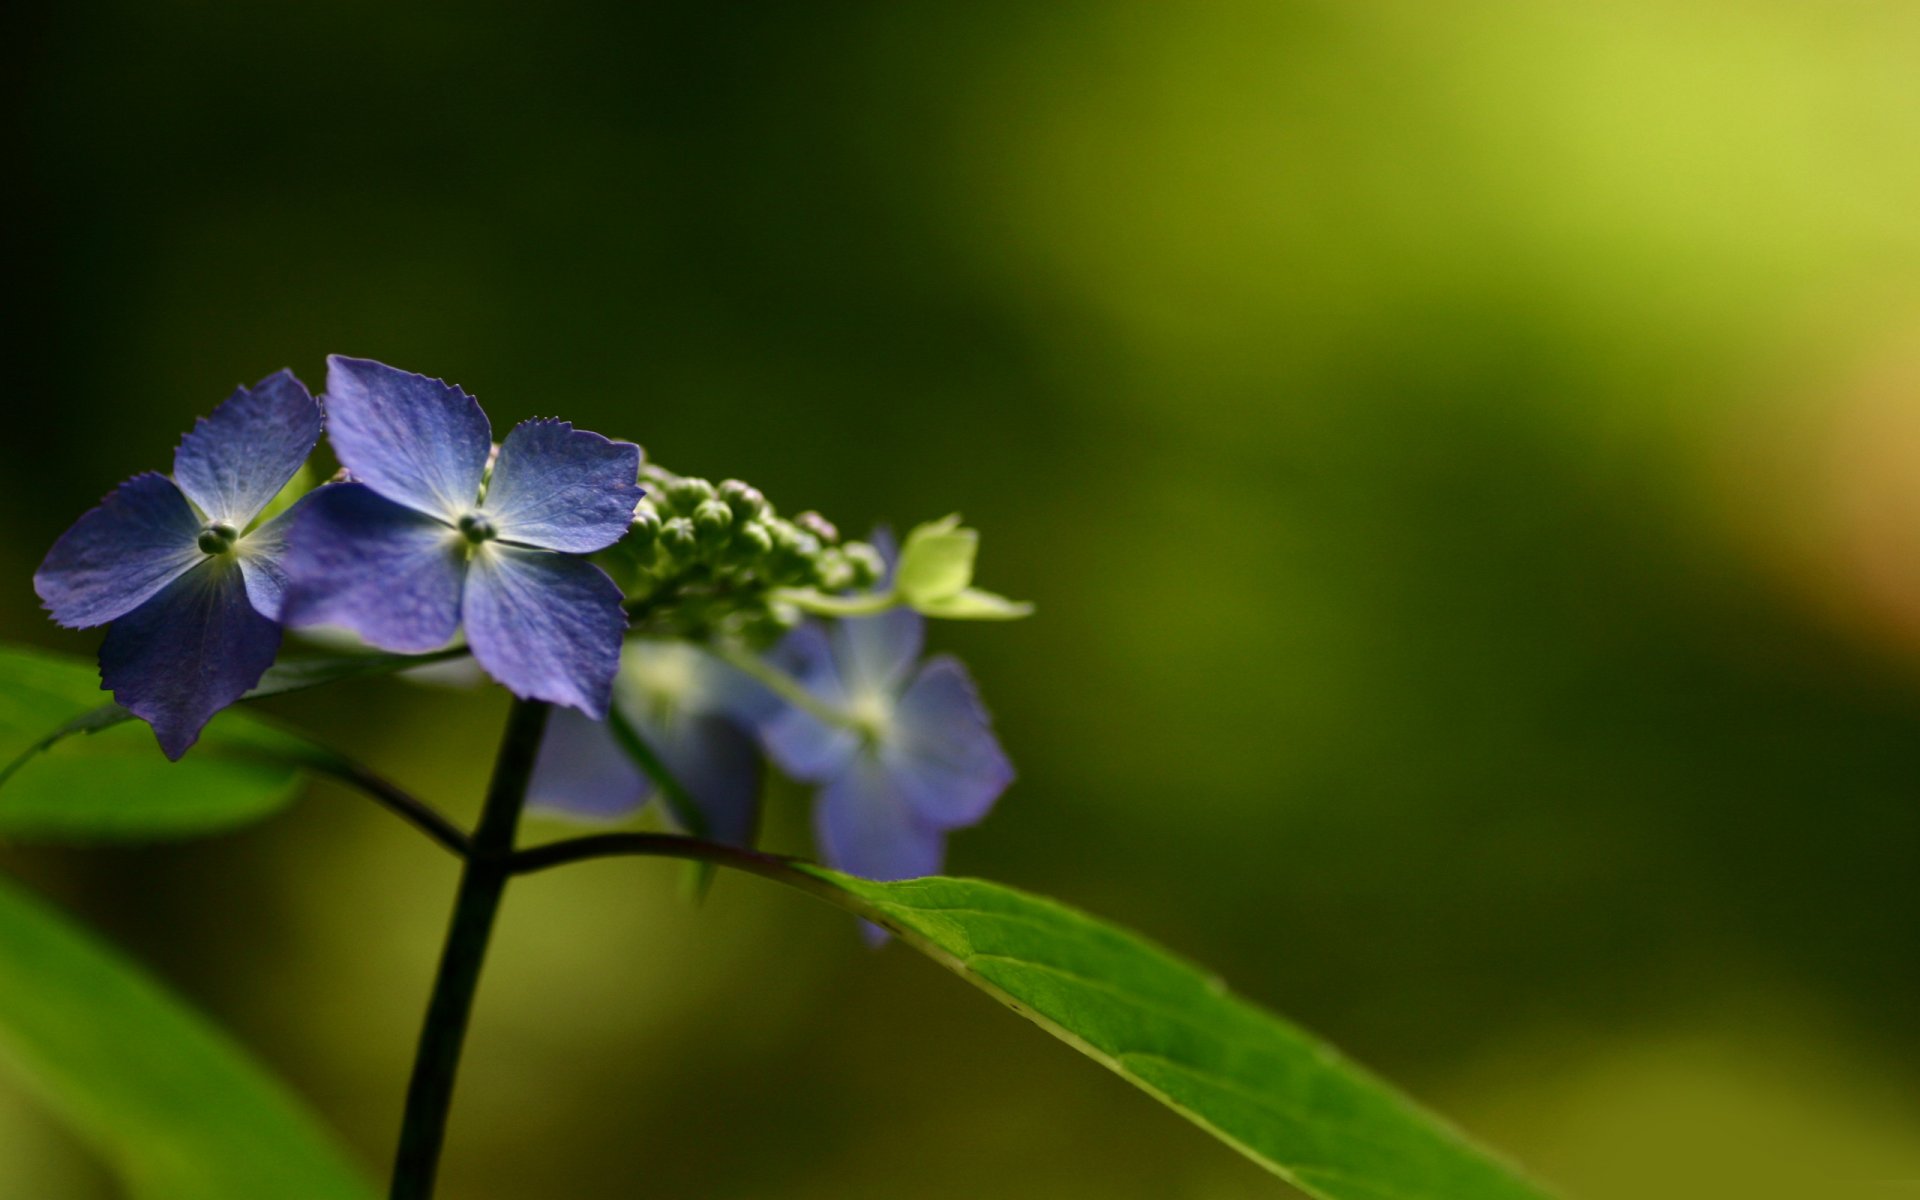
481 420 643 552
832 608 922 694
527 706 648 821
758 626 859 781
280 484 465 652
624 640 784 727
100 559 282 760
463 545 626 717
231 490 315 621
814 757 947 881
323 356 492 520
35 473 204 629
884 655 1013 828
172 369 323 528
645 712 763 845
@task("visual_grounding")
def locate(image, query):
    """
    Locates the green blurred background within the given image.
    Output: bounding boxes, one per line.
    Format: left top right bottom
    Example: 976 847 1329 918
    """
6 2 1920 1196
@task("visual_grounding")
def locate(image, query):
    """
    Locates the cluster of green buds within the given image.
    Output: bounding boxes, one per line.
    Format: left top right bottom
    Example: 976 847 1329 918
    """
606 461 888 645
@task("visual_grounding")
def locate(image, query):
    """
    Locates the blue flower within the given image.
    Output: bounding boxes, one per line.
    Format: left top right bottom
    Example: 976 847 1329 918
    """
282 357 642 717
528 640 774 844
761 608 1013 882
34 371 323 759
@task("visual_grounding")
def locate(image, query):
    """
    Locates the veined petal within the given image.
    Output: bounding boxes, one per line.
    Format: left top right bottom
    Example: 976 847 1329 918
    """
280 484 465 653
884 655 1013 828
232 490 315 621
832 608 923 694
758 625 859 782
35 473 204 629
464 545 625 717
100 558 282 760
323 356 491 520
482 419 643 552
527 707 647 821
814 757 947 881
172 369 323 528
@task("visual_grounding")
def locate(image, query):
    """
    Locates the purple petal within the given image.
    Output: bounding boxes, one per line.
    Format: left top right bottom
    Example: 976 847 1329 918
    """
35 473 204 629
528 706 647 821
884 655 1013 828
832 608 923 694
647 714 763 846
100 560 282 760
323 356 491 520
463 546 626 716
814 757 947 881
172 369 323 528
481 419 643 553
758 626 859 782
280 484 465 652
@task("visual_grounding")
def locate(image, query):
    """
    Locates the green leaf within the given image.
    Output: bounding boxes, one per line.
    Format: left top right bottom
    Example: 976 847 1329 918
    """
0 871 374 1199
911 586 1036 620
894 514 977 605
0 646 306 841
797 869 1553 1200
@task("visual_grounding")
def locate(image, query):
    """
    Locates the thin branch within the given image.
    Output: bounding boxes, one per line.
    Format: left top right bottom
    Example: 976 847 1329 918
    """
502 831 805 882
302 755 472 858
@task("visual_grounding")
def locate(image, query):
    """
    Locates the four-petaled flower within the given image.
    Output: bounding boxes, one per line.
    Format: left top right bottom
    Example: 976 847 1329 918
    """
34 371 323 758
282 357 641 717
529 640 774 845
762 608 1013 882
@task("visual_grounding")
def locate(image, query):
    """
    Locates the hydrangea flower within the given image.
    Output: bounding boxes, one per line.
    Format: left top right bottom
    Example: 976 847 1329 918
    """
282 357 641 716
528 640 774 844
34 371 323 759
761 608 1013 882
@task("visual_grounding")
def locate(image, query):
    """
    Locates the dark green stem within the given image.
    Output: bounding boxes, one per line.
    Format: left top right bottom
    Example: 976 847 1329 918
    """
389 698 551 1200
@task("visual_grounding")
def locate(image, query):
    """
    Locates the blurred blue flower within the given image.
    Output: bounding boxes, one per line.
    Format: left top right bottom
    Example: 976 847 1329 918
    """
528 640 775 844
34 370 323 759
762 608 1013 882
282 356 641 717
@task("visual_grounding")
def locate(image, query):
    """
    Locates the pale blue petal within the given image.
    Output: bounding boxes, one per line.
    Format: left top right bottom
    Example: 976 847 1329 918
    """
758 625 859 781
527 707 648 822
645 712 763 846
323 356 491 520
100 559 282 760
481 419 643 553
172 369 323 528
814 757 947 881
280 484 465 653
35 473 204 629
884 655 1013 828
832 608 922 694
463 545 626 717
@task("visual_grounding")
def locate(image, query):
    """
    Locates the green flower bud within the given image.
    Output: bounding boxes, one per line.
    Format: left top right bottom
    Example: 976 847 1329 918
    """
811 550 855 592
794 511 839 545
730 521 774 559
842 541 885 589
659 515 699 557
627 505 662 548
693 499 734 544
664 476 715 514
718 479 768 521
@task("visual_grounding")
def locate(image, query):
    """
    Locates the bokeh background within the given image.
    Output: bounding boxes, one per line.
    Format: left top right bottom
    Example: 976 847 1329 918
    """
6 2 1920 1197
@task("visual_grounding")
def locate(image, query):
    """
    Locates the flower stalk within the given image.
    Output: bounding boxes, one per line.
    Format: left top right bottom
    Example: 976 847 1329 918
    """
389 697 551 1200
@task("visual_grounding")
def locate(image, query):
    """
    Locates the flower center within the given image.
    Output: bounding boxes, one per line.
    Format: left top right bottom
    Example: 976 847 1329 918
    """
847 691 893 743
196 521 239 556
457 512 497 544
